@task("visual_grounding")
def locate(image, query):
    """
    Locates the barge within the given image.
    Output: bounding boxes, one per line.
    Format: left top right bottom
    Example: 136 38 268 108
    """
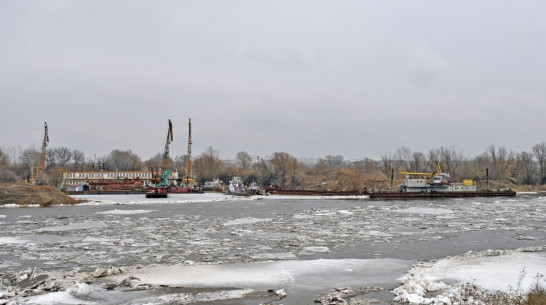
267 163 516 199
365 189 516 199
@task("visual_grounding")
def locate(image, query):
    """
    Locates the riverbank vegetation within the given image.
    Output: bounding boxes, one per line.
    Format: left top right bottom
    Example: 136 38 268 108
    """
1 142 545 192
0 183 77 205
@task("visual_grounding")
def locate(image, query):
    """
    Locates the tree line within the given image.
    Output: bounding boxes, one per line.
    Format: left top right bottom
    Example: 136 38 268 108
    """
1 142 545 190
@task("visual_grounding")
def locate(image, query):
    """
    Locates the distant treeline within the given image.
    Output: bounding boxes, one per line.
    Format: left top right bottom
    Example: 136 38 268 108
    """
1 142 545 190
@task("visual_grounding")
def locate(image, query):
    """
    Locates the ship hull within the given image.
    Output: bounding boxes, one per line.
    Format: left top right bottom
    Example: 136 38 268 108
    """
267 189 516 199
145 187 168 198
367 190 516 199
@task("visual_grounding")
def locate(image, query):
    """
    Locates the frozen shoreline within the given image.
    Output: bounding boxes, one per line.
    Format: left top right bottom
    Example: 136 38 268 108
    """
393 246 546 304
4 246 545 305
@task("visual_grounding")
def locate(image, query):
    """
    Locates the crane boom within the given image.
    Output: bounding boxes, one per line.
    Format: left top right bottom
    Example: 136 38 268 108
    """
184 118 192 178
37 122 48 177
400 162 442 177
162 119 173 170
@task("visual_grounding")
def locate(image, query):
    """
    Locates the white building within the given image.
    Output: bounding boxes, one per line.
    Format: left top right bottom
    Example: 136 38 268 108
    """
62 171 155 188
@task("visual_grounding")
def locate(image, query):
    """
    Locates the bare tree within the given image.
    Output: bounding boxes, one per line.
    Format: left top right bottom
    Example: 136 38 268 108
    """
426 149 440 172
352 158 381 175
325 155 344 167
514 151 537 185
0 149 7 168
4 146 22 166
380 152 395 179
253 158 274 186
54 147 72 166
236 151 253 169
193 146 222 182
145 153 164 170
438 146 467 178
72 149 85 170
481 145 511 180
532 142 546 184
410 151 426 173
395 146 412 172
104 150 143 171
269 152 299 188
0 148 19 182
46 149 56 168
174 154 188 173
20 148 40 171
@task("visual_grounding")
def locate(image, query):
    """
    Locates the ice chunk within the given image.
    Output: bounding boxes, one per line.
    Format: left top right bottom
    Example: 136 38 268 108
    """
0 236 29 244
95 209 157 215
68 282 93 296
392 207 453 215
224 217 271 226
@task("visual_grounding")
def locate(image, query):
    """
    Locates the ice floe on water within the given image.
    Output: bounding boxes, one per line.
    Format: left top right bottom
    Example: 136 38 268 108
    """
109 258 410 290
1 194 546 304
0 236 29 244
13 247 546 305
37 221 107 232
300 246 330 254
392 207 453 215
393 246 546 304
73 193 260 205
95 209 158 215
224 217 272 226
264 195 370 200
155 288 256 305
71 193 370 206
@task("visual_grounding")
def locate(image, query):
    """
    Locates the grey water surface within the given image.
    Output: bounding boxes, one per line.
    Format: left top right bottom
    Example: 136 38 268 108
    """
1 194 544 304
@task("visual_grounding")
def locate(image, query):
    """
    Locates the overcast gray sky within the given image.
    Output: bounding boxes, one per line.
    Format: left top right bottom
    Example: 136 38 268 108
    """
1 1 545 161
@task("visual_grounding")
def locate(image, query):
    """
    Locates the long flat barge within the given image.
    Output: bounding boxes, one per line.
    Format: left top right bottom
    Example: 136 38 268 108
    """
267 189 363 196
366 190 516 199
65 190 145 195
267 189 516 199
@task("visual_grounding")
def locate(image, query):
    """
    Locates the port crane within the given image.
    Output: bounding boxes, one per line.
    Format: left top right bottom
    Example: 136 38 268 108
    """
38 122 49 177
399 162 442 177
162 119 173 172
29 122 49 183
400 162 449 185
183 118 196 186
146 119 172 198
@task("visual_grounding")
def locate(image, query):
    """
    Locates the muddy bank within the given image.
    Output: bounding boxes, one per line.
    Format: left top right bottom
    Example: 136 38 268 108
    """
0 183 77 206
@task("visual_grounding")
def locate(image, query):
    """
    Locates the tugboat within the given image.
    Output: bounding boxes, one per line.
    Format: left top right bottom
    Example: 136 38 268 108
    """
145 185 167 198
224 175 250 196
366 163 515 199
146 168 168 198
399 163 476 193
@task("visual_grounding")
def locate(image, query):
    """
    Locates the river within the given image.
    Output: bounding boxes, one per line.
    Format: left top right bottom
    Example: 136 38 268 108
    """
0 193 545 304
